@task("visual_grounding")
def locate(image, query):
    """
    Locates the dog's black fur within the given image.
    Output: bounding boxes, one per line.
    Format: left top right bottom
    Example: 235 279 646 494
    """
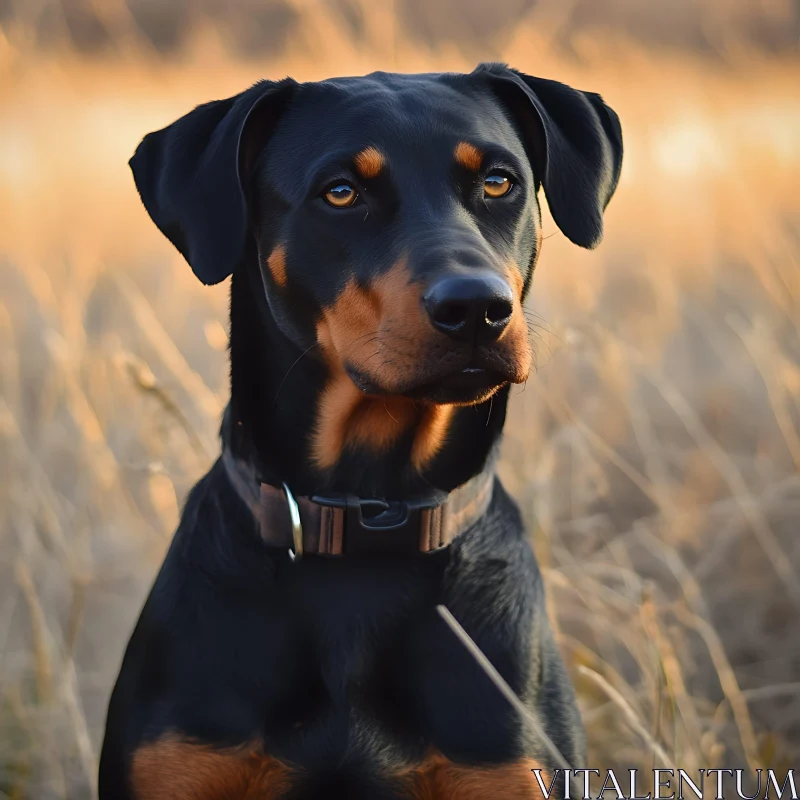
99 64 622 799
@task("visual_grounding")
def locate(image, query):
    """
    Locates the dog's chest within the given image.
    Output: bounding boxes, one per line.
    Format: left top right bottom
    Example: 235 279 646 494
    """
129 735 548 799
261 568 443 757
129 548 539 797
131 594 445 798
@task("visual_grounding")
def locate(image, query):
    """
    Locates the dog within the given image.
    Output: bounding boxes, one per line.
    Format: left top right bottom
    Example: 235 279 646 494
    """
99 63 622 799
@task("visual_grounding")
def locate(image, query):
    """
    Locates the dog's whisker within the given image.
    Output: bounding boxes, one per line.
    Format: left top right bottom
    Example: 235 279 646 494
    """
341 331 382 357
383 401 399 424
271 342 320 408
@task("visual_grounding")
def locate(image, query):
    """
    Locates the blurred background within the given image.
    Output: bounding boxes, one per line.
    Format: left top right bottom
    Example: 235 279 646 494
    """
1 0 799 796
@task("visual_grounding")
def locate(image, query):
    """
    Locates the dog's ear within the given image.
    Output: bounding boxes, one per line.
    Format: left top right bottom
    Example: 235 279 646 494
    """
475 63 623 250
129 78 296 285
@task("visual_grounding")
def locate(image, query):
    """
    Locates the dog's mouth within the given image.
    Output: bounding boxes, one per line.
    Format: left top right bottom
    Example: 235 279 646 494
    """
405 367 508 404
346 358 522 405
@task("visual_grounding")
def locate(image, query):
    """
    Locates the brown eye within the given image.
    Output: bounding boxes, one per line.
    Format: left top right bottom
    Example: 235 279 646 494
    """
484 173 512 198
324 183 358 208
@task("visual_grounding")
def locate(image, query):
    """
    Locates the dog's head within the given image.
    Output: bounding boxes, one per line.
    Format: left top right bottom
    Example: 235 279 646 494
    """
131 65 621 466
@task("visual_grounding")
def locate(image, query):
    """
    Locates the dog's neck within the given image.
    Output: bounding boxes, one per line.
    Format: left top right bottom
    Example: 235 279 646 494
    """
224 266 508 498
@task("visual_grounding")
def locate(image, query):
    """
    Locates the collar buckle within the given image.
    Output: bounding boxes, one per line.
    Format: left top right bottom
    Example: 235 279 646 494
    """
310 493 444 557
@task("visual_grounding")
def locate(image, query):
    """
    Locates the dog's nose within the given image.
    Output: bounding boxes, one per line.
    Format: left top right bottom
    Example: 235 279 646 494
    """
424 273 514 344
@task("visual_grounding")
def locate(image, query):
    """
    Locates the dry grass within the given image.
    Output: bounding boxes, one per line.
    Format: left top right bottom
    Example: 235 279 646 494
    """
1 3 799 796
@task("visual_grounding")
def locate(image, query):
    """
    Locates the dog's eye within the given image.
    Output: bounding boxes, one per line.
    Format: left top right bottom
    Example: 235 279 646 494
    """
324 183 358 208
484 173 513 198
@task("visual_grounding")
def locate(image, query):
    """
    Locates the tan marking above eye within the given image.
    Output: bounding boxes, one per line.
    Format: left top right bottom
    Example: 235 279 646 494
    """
354 146 385 179
267 245 287 287
325 183 358 208
454 141 483 172
484 174 512 198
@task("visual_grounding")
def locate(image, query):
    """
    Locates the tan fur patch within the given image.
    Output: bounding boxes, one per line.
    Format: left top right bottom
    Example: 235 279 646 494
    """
312 369 416 468
354 146 385 179
267 245 287 288
312 366 452 471
411 404 454 471
454 141 483 172
313 259 455 470
130 735 293 800
508 263 524 299
314 258 429 395
498 264 532 384
401 751 551 799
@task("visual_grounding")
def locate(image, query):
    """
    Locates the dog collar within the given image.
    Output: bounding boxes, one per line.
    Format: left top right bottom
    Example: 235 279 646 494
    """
222 451 494 558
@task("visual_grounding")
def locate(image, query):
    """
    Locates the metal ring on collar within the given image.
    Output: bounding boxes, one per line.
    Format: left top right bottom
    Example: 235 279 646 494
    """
282 482 303 560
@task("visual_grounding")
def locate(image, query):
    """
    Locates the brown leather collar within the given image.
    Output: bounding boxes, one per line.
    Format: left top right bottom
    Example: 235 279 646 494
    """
222 451 494 558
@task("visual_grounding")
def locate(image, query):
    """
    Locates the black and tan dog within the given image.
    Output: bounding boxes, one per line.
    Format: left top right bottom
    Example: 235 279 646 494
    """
99 63 622 799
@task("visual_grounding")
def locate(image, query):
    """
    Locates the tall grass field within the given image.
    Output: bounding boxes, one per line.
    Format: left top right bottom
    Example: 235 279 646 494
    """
1 1 799 796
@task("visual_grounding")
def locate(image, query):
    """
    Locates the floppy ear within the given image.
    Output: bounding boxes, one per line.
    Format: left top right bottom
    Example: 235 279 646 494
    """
476 63 623 250
129 78 296 285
